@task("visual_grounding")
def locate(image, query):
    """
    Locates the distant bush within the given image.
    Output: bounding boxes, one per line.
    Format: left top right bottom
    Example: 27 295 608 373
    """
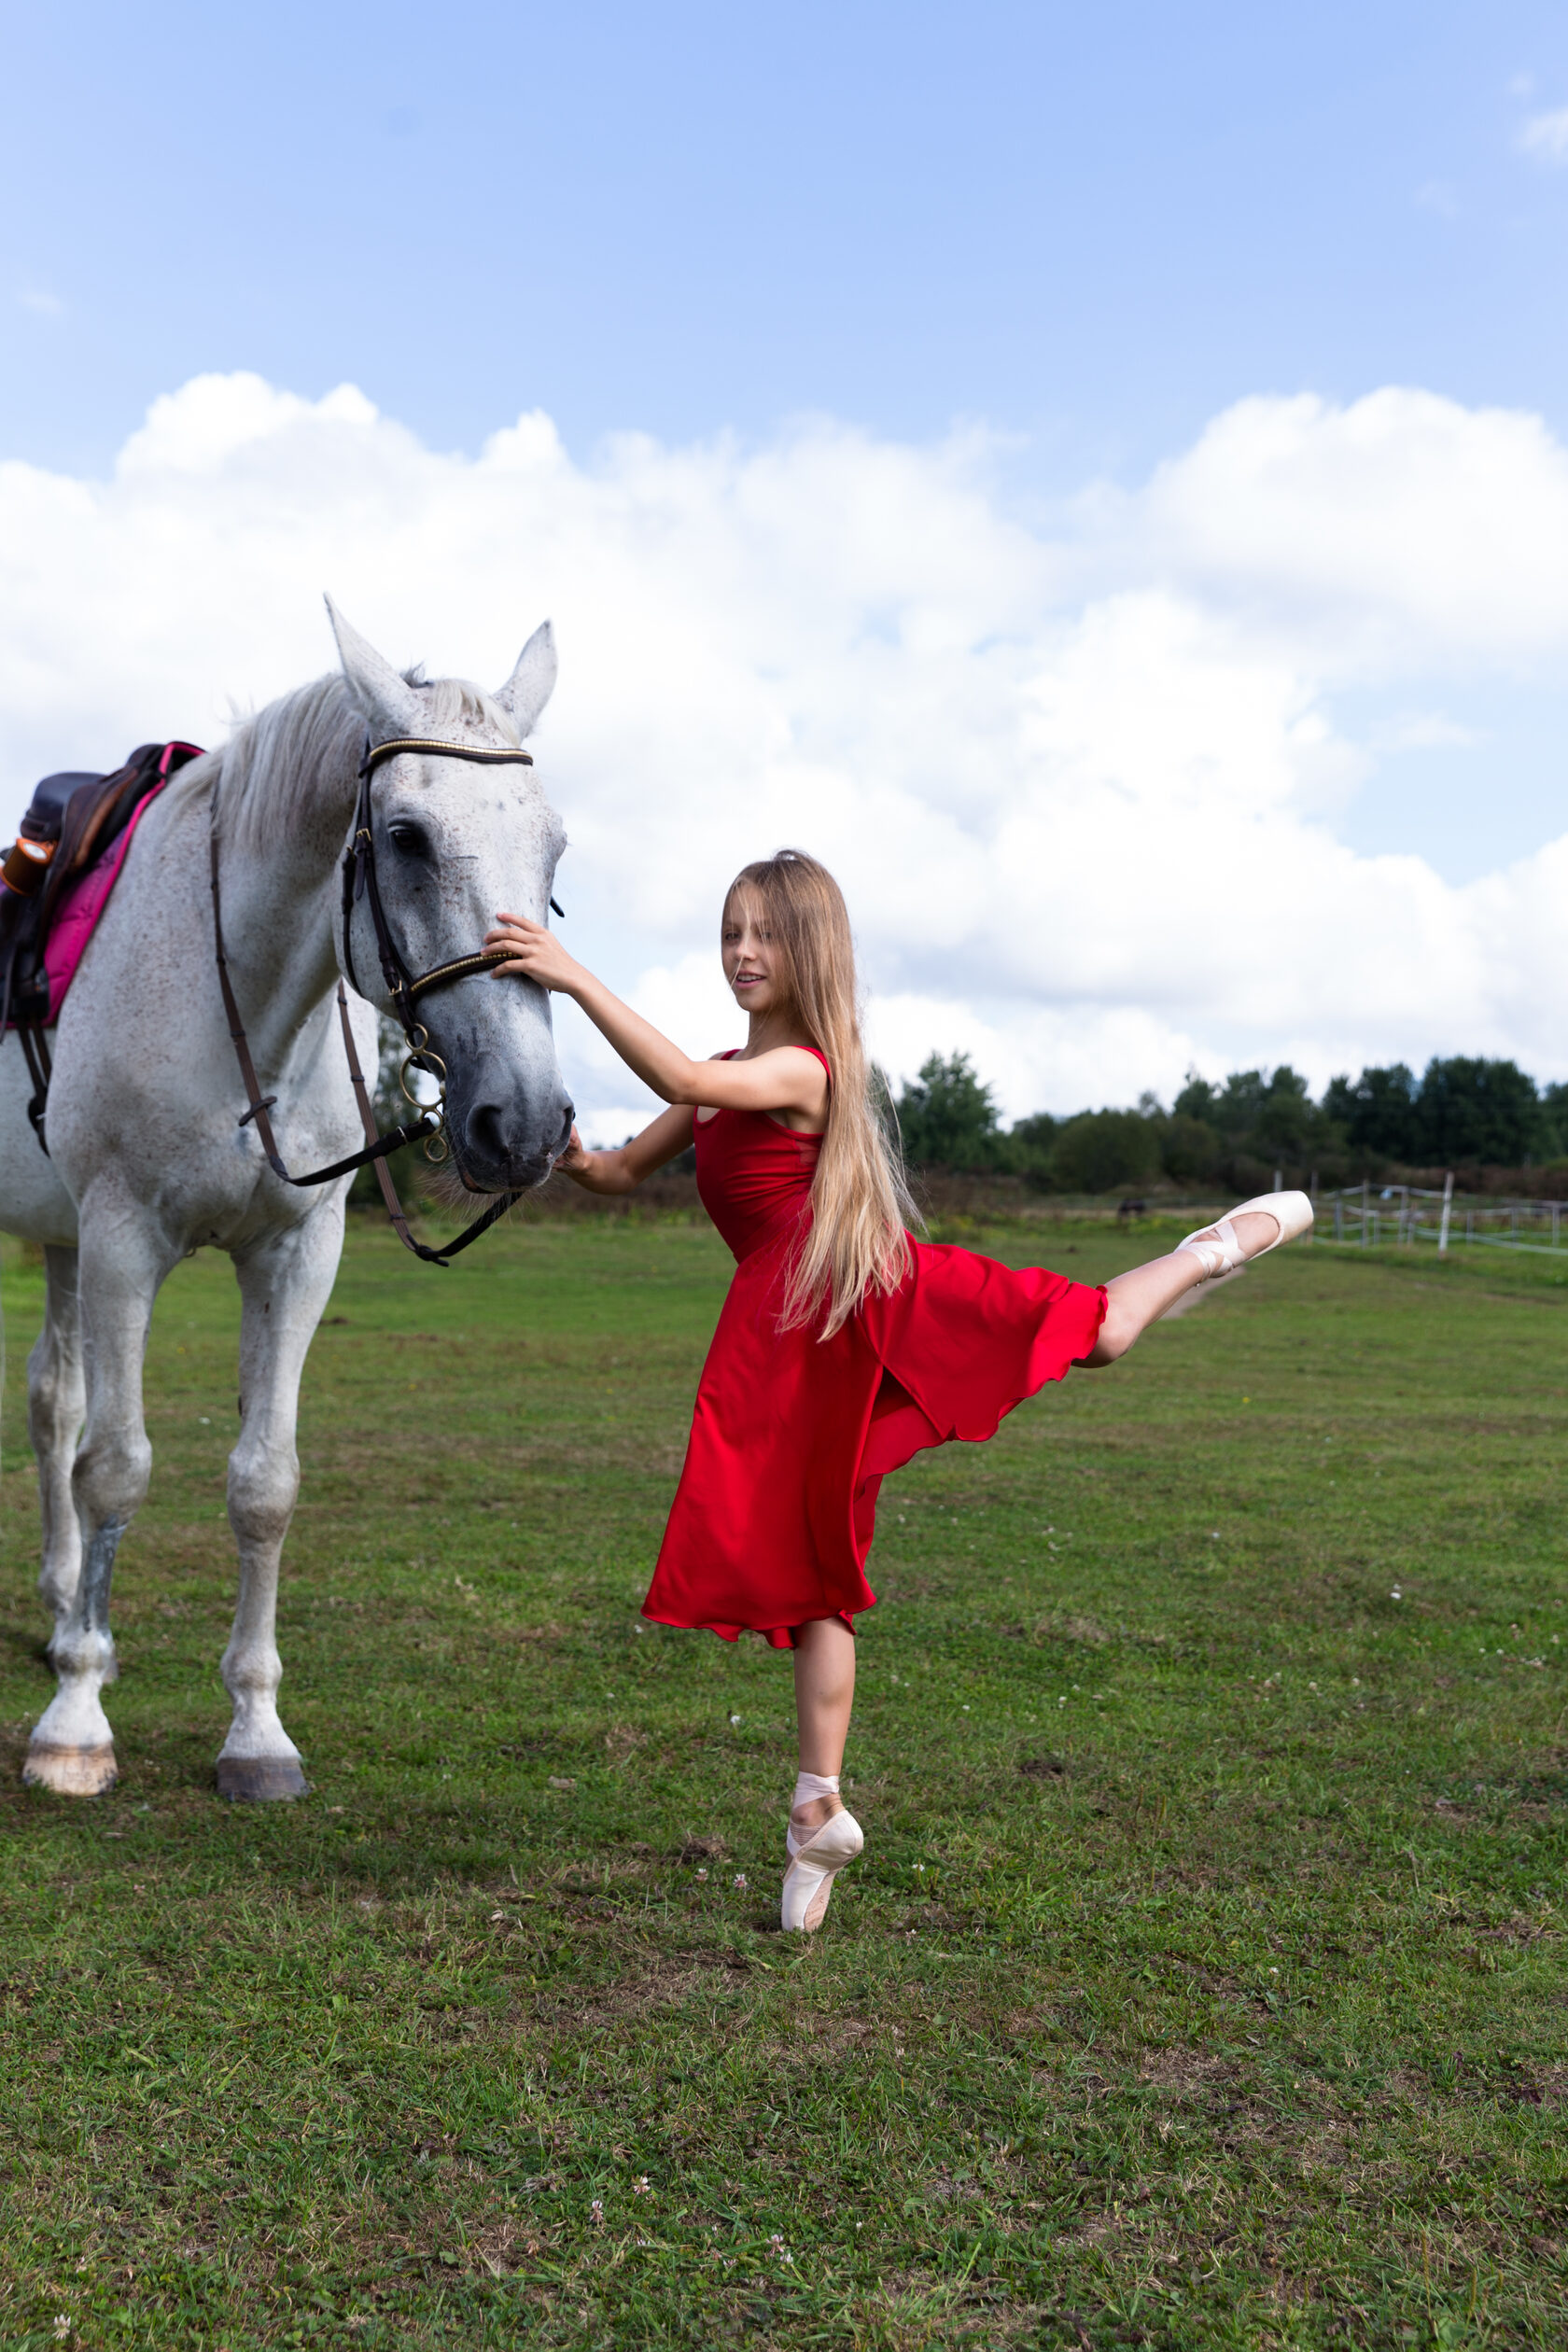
889 1044 1566 1192
893 1052 1005 1171
1047 1110 1162 1195
1158 1113 1222 1184
1009 1112 1058 1183
1322 1055 1550 1168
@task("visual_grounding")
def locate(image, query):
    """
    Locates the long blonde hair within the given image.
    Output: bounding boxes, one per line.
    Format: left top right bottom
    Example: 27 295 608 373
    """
724 850 914 1337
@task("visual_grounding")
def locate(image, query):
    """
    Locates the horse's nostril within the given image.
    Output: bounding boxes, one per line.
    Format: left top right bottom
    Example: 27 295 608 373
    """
557 1102 575 1151
464 1101 510 1168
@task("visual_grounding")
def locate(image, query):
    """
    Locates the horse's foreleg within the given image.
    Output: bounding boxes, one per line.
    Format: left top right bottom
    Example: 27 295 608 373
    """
29 1246 85 1645
25 1219 169 1798
215 1208 344 1801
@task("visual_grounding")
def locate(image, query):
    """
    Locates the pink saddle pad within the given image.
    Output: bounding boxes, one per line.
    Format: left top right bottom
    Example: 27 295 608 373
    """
42 783 167 1027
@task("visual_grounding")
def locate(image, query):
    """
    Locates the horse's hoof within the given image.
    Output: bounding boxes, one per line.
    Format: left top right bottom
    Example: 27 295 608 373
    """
23 1740 119 1798
216 1756 309 1802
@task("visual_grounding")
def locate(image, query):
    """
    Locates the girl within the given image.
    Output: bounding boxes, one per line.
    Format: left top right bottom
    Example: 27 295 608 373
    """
485 853 1310 1933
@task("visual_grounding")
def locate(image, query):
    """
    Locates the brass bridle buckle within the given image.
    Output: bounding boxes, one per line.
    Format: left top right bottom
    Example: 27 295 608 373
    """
399 1027 451 1162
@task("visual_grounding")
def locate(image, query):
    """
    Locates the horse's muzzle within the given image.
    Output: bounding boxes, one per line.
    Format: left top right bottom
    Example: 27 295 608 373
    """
452 1088 574 1194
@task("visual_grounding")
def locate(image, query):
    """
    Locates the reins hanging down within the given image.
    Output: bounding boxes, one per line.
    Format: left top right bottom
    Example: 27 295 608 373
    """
212 733 558 1267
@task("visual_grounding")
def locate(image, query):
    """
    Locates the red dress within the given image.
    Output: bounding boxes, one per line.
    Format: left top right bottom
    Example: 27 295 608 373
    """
641 1055 1108 1647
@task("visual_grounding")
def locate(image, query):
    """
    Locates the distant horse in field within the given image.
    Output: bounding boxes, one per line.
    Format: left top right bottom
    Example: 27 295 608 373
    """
0 602 572 1798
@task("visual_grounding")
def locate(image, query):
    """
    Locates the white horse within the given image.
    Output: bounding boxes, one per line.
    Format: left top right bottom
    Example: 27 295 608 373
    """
1 602 572 1798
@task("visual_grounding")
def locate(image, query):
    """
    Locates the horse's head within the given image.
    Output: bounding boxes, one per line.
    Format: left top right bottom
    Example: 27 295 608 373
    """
328 599 574 1193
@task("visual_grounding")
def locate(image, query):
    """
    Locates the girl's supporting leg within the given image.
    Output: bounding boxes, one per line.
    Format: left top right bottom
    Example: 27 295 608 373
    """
784 1617 864 1931
791 1617 856 1835
1084 1206 1283 1367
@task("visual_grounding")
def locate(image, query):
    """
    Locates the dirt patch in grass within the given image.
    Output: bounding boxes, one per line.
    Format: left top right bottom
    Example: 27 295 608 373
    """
1138 2045 1239 2094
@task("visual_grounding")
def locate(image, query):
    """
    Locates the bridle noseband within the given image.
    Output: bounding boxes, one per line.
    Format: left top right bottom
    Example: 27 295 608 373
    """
342 735 560 1035
211 732 563 1267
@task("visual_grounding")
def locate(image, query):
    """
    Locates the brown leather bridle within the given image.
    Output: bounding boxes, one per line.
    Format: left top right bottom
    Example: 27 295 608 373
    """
212 734 561 1267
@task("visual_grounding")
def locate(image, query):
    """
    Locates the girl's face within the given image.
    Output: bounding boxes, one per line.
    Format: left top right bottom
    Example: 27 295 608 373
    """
721 893 788 1017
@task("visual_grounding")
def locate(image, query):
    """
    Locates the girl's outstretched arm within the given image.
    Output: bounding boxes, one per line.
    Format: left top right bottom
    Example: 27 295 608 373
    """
483 912 828 1123
556 1104 695 1196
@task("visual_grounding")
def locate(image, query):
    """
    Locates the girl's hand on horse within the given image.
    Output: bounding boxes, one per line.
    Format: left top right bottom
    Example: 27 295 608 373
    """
485 910 583 993
554 1124 591 1173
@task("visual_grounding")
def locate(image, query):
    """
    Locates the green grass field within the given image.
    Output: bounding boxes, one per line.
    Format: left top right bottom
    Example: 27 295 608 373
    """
1 1212 1564 2350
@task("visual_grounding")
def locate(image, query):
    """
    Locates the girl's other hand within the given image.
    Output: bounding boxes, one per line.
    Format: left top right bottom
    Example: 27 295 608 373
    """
555 1123 590 1173
485 911 583 994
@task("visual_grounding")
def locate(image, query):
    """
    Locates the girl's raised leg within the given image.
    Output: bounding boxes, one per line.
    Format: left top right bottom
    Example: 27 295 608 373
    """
1085 1202 1300 1366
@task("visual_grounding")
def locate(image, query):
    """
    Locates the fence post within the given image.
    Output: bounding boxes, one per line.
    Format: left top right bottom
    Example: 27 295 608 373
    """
1334 1196 1343 1241
1437 1170 1453 1257
1554 1203 1561 1250
1361 1178 1368 1247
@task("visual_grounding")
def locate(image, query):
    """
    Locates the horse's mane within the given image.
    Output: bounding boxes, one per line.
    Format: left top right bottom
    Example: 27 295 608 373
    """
177 669 524 856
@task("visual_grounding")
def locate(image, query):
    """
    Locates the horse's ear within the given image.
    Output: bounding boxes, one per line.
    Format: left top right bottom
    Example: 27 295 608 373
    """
324 595 422 733
494 621 557 739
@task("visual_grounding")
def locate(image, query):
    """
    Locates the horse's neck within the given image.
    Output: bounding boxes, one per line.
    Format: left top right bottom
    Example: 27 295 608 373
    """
212 783 354 1068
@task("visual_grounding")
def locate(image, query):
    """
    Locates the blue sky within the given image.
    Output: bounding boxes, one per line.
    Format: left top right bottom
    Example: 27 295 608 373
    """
9 1 1568 488
6 4 1568 1117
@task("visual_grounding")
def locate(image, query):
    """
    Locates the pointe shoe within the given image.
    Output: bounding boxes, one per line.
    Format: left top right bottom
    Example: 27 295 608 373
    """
1175 1190 1313 1281
781 1806 864 1933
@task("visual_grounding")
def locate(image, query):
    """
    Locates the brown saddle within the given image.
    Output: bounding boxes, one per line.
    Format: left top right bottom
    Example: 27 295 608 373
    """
3 740 204 1149
1 742 204 1033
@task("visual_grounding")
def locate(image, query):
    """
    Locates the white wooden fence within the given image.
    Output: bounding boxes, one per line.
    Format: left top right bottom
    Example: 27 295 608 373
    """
1321 1177 1566 1255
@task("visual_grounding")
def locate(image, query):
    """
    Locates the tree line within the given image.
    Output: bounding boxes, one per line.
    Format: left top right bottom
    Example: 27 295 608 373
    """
890 1052 1568 1194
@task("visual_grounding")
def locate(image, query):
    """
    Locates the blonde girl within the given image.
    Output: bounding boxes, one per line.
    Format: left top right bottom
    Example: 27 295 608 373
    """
486 852 1309 1931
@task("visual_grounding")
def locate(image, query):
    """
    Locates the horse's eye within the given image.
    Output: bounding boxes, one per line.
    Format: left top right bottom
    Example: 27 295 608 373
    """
388 821 429 857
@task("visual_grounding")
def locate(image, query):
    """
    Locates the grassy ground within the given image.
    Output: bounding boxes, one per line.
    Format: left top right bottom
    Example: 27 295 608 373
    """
1 1211 1564 2350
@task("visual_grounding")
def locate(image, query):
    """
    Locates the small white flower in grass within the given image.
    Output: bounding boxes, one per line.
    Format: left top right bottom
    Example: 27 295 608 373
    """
1058 1696 1067 1707
54 2322 71 2343
589 2199 605 2226
729 1713 742 1726
634 2176 651 2195
695 1868 708 1881
734 1873 748 1887
1391 1588 1403 1601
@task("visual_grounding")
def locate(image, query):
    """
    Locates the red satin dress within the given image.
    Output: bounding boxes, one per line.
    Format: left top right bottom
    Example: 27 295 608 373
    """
641 1053 1109 1648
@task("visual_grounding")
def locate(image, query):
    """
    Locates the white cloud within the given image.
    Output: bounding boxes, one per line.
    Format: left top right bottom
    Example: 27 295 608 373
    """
2 371 1567 1127
1120 388 1568 667
1519 106 1568 161
1367 711 1480 753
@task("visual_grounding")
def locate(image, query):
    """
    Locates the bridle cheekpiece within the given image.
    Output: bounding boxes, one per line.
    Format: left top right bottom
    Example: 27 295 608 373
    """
209 730 562 1268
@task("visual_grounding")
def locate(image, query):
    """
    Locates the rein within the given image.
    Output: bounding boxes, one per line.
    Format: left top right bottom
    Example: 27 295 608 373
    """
211 734 557 1268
